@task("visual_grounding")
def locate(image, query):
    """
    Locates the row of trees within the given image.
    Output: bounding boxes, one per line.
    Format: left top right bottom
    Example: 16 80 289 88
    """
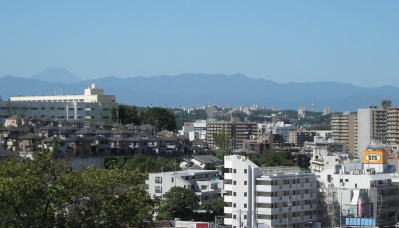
0 150 223 227
0 150 155 227
157 187 224 222
104 154 180 173
115 105 177 131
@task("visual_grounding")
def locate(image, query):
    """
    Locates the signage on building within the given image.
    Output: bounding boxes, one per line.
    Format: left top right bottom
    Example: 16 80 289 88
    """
345 218 376 226
362 151 386 164
196 224 209 228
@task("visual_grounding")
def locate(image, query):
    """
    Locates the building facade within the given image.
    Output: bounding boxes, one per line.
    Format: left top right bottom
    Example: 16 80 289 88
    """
146 170 222 204
357 107 387 157
206 122 257 149
224 155 320 228
386 107 399 145
0 84 117 123
316 150 399 227
331 112 358 157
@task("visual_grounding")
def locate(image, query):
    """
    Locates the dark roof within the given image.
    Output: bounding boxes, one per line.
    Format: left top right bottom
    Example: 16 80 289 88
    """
0 148 14 157
86 136 110 142
64 136 91 142
6 115 20 120
192 155 223 164
38 125 59 131
19 133 41 140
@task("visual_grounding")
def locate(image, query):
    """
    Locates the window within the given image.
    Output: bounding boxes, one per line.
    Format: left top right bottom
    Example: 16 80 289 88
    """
201 185 207 190
233 192 236 196
233 169 237 173
244 192 247 197
155 186 162 193
244 203 247 208
171 177 174 182
233 181 237 185
244 169 247 174
155 176 162 183
244 181 247 185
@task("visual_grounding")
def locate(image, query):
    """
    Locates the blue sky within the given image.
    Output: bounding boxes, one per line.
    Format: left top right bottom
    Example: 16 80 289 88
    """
0 0 398 86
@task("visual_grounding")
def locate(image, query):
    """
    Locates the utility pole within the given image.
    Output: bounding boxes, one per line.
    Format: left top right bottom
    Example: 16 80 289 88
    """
239 209 242 228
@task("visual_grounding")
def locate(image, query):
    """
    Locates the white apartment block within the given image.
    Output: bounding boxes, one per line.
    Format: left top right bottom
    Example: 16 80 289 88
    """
146 170 222 204
316 149 399 227
306 139 347 174
179 120 207 142
224 155 320 228
0 84 117 122
257 122 296 143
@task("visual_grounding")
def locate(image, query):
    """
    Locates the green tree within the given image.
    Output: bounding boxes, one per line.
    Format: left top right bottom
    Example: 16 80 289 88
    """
214 150 225 160
157 187 199 220
118 104 141 125
109 106 118 122
104 154 179 173
200 198 224 216
254 149 295 167
143 107 177 131
212 133 232 154
0 149 155 227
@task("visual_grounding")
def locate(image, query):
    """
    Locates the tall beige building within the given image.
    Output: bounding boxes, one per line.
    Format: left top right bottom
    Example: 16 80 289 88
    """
206 121 257 149
331 113 357 156
357 107 387 156
386 107 399 144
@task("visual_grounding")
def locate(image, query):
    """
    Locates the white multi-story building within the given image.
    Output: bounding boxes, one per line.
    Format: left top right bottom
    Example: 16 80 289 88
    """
298 107 306 120
258 121 296 143
224 155 320 228
0 84 117 122
316 149 399 227
146 170 222 204
306 139 348 174
179 120 207 142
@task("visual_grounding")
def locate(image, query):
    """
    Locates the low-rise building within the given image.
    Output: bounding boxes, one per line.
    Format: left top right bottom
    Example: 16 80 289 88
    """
146 170 223 205
0 84 118 122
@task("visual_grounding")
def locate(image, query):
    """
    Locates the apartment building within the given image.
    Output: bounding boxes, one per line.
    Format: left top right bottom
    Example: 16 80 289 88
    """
316 150 399 227
306 139 347 174
331 112 357 157
0 84 117 122
206 122 257 149
386 107 399 145
258 121 296 143
288 131 316 147
224 155 320 228
357 107 387 157
146 170 222 204
179 120 207 142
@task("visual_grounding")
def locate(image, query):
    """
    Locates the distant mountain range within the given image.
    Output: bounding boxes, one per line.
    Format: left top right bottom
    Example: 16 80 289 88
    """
0 68 397 112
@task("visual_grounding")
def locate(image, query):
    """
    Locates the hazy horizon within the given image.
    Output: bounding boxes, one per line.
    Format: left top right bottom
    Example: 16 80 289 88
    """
1 1 398 87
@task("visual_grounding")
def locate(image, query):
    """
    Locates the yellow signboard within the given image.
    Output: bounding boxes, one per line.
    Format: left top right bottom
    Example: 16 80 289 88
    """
362 151 386 164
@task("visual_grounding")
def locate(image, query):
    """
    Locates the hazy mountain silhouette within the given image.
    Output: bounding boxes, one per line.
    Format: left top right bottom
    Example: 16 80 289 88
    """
1 73 397 111
31 67 81 83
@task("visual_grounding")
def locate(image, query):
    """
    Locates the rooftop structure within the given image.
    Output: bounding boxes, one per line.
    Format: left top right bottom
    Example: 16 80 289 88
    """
146 169 222 205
